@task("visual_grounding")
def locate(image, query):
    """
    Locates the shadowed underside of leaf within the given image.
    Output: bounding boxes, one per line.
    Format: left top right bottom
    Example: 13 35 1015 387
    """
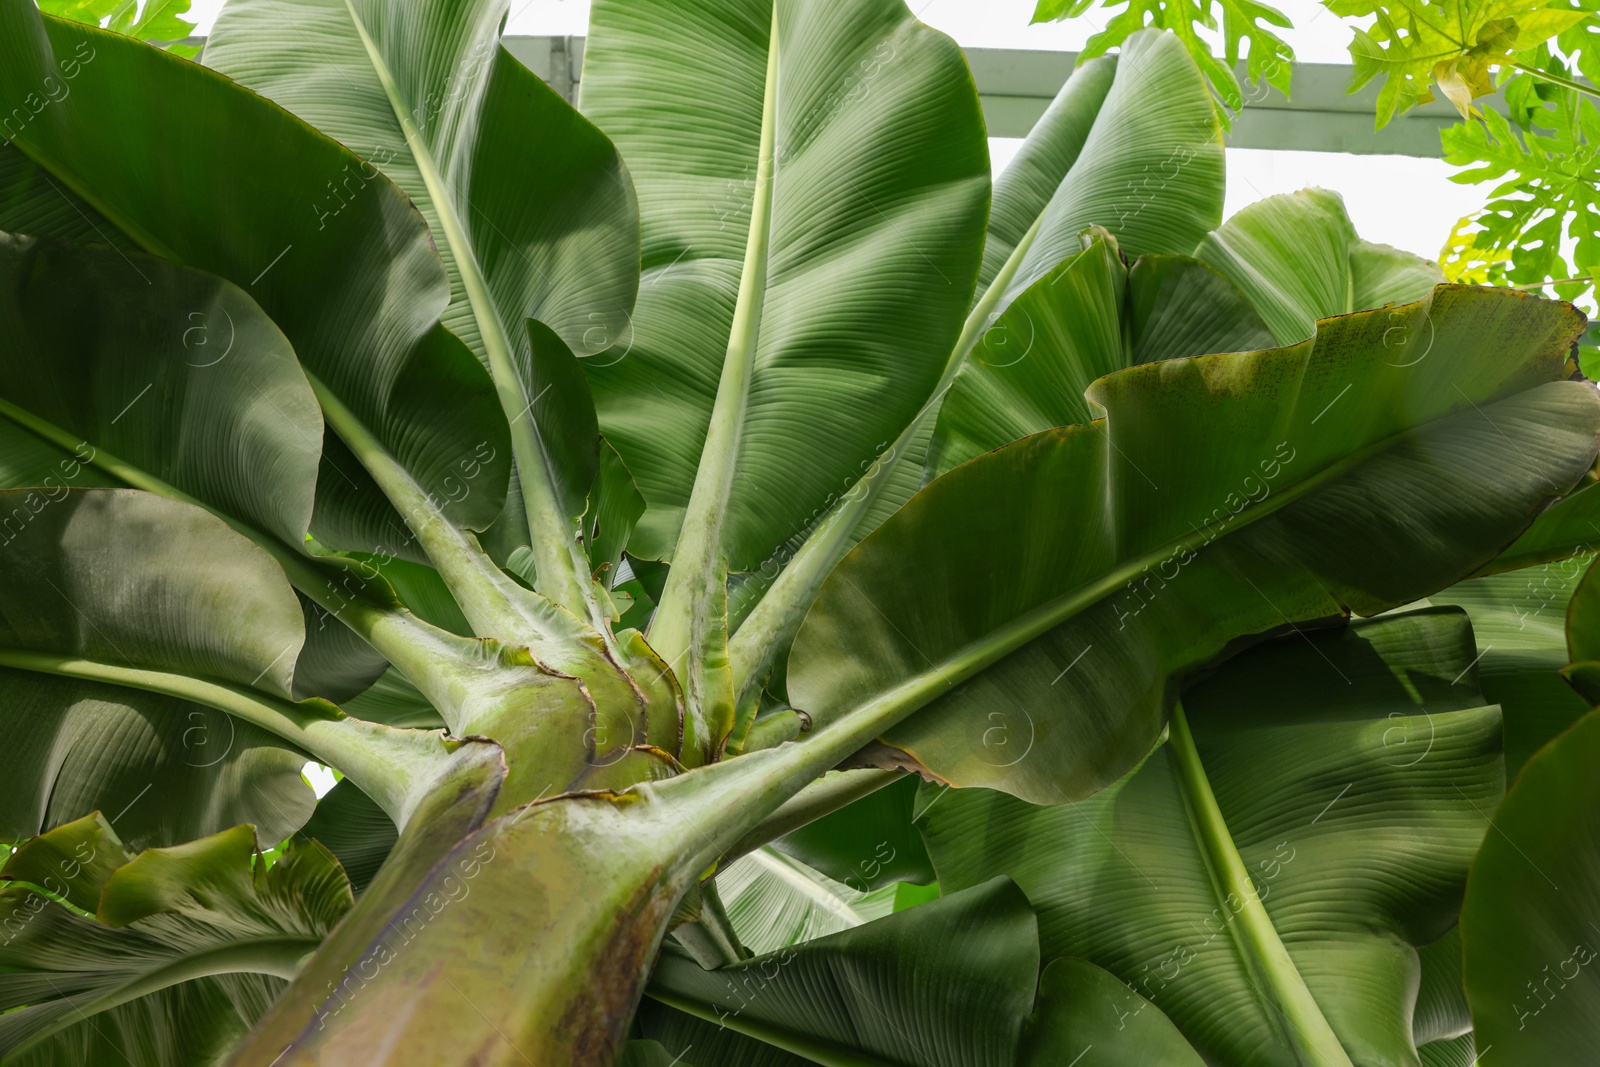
920 610 1504 1066
0 230 392 702
641 877 1207 1066
1429 560 1593 777
0 488 476 829
644 878 1037 1067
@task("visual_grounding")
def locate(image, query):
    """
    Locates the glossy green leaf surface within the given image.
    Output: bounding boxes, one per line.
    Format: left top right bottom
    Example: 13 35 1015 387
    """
205 0 636 365
928 230 1128 476
721 28 1224 718
0 670 313 853
921 610 1503 1066
0 230 391 703
1461 703 1600 1064
716 846 895 956
0 488 308 697
1021 957 1206 1066
1486 478 1600 574
791 286 1597 802
0 231 319 548
991 31 1223 312
579 0 989 570
0 814 350 1064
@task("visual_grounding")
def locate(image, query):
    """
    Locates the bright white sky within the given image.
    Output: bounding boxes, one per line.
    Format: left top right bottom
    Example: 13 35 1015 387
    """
178 0 1484 259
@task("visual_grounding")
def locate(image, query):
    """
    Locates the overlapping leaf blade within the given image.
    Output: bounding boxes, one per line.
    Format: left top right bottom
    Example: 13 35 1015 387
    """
644 878 1036 1067
919 611 1503 1065
927 191 1434 481
1429 560 1593 776
0 488 467 830
1193 188 1444 344
0 815 350 1064
791 285 1596 802
0 5 513 557
205 0 638 609
715 846 895 956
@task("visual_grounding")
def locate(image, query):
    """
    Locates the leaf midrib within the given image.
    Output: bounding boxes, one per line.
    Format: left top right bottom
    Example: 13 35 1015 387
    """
1166 704 1355 1067
0 648 438 825
339 0 601 627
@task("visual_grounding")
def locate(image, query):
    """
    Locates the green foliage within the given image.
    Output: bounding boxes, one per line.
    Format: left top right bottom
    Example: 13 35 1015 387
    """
3 0 1600 1061
1032 0 1294 111
38 0 196 53
1459 692 1600 1063
0 814 350 1063
918 611 1501 1064
1332 0 1589 124
1439 75 1600 312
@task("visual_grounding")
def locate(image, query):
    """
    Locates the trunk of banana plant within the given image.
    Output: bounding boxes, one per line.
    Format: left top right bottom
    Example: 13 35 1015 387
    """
225 706 907 1066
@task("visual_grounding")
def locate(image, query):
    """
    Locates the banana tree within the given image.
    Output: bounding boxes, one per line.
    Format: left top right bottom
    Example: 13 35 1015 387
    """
0 0 1597 1063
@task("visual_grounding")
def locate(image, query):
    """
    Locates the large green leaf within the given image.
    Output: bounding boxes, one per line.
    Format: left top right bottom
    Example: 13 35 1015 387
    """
0 6 513 561
642 876 1208 1067
0 489 472 829
0 230 388 702
0 814 350 1065
927 230 1131 477
578 0 989 571
0 671 314 853
1484 477 1600 573
933 189 1442 480
724 29 1226 715
986 31 1224 314
2 4 680 783
1460 703 1600 1064
1021 957 1207 1066
204 0 637 620
0 231 318 549
920 610 1503 1066
1194 188 1444 345
790 285 1596 803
